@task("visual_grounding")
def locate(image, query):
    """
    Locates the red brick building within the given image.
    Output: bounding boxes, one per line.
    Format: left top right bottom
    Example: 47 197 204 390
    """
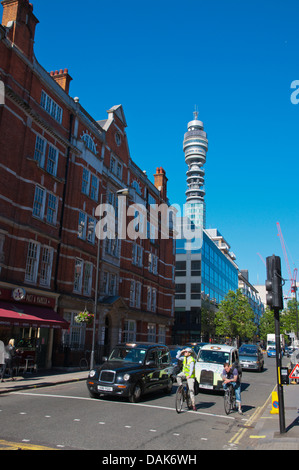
0 0 175 369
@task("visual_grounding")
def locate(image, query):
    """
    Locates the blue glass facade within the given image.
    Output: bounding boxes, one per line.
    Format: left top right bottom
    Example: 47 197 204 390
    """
201 232 238 304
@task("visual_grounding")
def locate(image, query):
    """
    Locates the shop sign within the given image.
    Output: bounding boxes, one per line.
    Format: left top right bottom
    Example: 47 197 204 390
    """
0 288 56 308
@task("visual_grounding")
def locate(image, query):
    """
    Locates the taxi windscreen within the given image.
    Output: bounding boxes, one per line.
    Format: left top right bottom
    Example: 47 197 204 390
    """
108 347 146 364
199 349 230 364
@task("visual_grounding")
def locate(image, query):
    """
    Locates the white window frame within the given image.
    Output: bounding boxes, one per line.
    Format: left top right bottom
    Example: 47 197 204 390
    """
39 246 54 287
83 262 93 296
158 325 166 344
25 241 40 283
81 133 97 154
46 193 58 225
82 168 90 195
90 174 99 201
32 186 46 220
34 135 46 167
123 320 136 342
47 145 58 177
40 90 63 123
147 323 156 342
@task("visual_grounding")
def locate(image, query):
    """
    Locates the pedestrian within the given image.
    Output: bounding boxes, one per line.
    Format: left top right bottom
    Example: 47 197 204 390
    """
1 339 16 382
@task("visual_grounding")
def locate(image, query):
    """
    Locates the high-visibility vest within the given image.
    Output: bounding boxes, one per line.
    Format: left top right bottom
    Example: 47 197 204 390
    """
183 356 195 378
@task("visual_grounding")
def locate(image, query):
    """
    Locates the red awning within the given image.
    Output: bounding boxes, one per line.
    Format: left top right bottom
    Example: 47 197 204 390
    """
0 301 69 329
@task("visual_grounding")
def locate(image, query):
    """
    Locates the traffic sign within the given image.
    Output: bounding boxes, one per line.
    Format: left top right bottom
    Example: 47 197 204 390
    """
289 364 299 379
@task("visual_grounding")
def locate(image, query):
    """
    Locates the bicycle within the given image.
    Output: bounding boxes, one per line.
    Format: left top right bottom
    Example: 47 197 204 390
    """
223 383 236 415
175 379 192 413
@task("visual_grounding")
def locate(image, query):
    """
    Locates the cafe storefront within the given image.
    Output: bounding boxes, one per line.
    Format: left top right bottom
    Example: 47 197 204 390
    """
0 287 69 370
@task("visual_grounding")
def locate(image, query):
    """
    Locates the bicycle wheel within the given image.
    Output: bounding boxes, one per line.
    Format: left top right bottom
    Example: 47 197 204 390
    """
79 358 88 370
224 388 232 415
175 385 184 413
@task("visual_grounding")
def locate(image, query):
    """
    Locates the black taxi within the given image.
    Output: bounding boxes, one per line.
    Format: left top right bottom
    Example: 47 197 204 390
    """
87 343 174 402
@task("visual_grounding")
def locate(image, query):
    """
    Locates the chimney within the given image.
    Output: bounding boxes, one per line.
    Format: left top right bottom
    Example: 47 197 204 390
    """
50 69 72 94
154 167 168 201
1 0 39 60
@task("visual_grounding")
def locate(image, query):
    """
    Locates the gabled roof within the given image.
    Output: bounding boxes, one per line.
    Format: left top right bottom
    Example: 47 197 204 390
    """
97 104 127 131
107 104 127 127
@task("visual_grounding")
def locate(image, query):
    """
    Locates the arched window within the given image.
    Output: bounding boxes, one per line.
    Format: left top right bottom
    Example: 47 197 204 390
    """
81 133 97 154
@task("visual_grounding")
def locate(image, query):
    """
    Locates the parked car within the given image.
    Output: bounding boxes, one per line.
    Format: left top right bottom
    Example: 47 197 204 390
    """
87 343 173 402
195 344 242 391
239 344 264 372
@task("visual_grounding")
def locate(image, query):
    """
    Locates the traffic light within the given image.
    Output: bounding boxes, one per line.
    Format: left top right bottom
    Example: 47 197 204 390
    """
266 255 283 310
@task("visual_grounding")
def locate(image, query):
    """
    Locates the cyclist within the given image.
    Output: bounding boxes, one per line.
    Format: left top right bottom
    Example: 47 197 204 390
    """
222 362 242 414
176 347 196 411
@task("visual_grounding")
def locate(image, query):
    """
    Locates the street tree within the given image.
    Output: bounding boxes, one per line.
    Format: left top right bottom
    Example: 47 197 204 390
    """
280 298 299 339
259 307 275 343
215 289 256 345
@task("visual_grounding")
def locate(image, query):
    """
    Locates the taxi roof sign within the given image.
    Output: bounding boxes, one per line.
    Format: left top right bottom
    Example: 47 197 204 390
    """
289 364 299 379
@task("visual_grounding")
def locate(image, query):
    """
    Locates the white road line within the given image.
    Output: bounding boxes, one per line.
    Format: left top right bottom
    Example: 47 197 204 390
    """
14 391 235 421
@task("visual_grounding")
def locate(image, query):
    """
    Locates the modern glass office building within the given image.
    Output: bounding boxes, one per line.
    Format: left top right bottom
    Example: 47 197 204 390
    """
174 230 239 343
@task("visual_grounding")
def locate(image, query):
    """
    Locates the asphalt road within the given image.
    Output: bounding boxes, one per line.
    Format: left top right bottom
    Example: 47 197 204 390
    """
0 355 282 451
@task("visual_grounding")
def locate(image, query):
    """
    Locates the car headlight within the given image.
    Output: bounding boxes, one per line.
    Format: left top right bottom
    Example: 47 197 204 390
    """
89 370 96 378
123 374 130 381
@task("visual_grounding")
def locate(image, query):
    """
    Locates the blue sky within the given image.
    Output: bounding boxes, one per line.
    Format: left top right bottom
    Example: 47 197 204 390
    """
3 0 299 294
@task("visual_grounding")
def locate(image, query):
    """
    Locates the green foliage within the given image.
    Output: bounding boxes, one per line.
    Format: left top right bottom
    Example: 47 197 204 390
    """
259 307 275 341
281 298 299 335
215 289 256 341
259 299 299 342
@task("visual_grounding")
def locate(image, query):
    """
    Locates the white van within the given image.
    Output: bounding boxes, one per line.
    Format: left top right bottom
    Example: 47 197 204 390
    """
195 344 242 391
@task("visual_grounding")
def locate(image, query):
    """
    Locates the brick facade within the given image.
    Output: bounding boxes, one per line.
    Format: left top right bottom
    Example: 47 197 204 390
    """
0 0 175 368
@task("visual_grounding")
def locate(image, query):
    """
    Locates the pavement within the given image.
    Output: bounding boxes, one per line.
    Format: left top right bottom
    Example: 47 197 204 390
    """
0 367 298 450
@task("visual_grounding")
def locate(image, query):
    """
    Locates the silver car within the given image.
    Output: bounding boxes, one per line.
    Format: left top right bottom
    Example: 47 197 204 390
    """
239 344 264 372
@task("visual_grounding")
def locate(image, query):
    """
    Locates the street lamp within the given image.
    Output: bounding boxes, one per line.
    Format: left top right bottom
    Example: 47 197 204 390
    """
90 187 129 370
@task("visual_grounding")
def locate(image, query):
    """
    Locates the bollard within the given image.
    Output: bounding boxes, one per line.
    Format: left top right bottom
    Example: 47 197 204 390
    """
270 391 279 414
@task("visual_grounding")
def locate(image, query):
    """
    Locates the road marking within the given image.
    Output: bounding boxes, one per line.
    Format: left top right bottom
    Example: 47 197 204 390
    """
228 385 276 447
0 439 57 450
15 391 235 421
249 435 266 439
